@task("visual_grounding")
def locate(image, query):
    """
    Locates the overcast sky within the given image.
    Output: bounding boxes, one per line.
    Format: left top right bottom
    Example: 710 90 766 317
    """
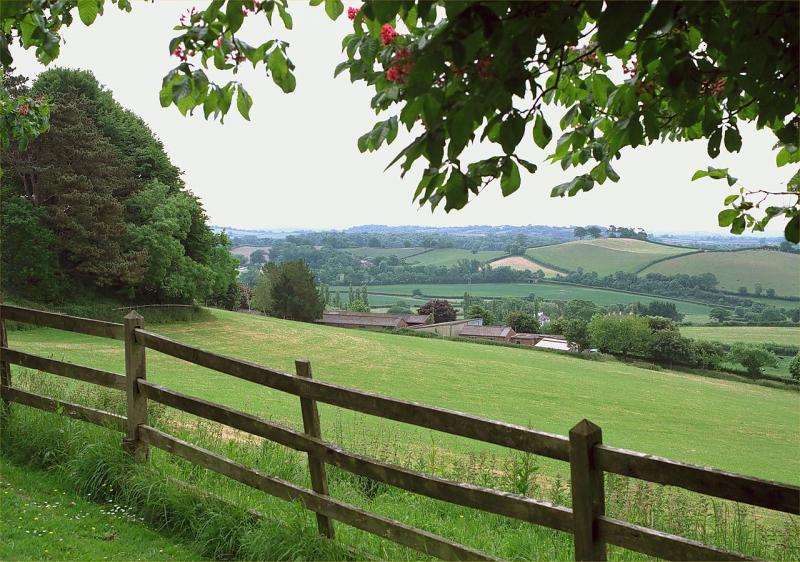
11 1 791 233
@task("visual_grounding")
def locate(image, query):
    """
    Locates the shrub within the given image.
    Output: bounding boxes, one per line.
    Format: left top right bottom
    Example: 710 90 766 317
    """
561 318 589 351
689 340 727 370
728 343 779 377
588 314 652 357
418 299 456 323
790 353 800 381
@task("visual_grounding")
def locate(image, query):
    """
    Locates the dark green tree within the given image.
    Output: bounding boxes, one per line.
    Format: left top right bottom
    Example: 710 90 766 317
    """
268 260 323 322
506 311 540 334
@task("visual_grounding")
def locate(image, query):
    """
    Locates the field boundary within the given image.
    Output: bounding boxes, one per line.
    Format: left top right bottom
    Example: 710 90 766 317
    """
1 303 797 561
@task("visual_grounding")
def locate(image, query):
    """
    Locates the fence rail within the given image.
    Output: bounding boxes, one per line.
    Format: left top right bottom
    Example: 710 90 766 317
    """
0 303 797 562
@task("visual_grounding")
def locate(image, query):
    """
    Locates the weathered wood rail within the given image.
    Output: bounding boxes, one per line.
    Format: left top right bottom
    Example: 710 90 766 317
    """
0 303 797 561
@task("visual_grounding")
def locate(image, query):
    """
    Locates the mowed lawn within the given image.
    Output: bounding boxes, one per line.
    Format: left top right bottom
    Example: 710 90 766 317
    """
5 309 798 484
0 459 201 561
642 249 800 297
360 282 713 322
405 249 506 266
680 326 800 347
525 239 695 276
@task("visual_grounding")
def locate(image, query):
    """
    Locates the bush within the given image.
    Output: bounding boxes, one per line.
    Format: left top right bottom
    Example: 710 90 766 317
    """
790 353 800 381
728 343 779 377
588 314 652 357
689 340 727 370
418 299 456 323
561 318 589 351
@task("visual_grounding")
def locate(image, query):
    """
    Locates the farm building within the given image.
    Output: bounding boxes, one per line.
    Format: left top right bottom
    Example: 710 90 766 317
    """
510 333 543 346
533 336 571 351
408 318 481 337
320 311 408 330
321 309 432 327
459 325 516 342
401 314 434 326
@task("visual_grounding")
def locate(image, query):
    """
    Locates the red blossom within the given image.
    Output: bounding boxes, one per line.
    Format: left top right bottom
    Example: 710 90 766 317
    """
386 67 402 82
18 103 29 116
347 6 360 20
380 23 397 45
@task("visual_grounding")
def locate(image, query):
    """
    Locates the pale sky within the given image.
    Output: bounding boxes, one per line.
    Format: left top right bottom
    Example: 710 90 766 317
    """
11 1 792 233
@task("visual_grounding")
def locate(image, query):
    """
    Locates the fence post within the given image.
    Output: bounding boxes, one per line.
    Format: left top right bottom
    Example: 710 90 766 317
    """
295 359 335 539
0 301 11 423
569 419 606 561
123 311 148 461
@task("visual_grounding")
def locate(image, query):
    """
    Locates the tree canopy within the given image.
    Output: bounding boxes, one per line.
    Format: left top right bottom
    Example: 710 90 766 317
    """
1 0 798 241
1 68 238 303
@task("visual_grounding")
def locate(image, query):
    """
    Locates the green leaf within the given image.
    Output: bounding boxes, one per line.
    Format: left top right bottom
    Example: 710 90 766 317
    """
691 170 709 181
226 0 245 33
718 209 738 227
707 129 722 158
268 48 288 79
500 160 521 196
597 1 650 53
723 194 739 205
724 128 742 153
77 0 99 25
532 114 552 149
159 84 173 108
447 109 473 159
591 75 614 106
325 0 344 20
236 84 252 120
277 3 292 29
785 215 799 244
499 114 525 155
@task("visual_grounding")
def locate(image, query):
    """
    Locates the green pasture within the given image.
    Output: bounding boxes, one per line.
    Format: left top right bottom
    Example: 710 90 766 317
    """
525 239 694 276
5 309 798 483
680 326 800 348
357 283 713 323
642 250 800 298
404 249 506 266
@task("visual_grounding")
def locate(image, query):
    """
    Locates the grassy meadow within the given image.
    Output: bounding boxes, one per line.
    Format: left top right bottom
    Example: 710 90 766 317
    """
0 458 201 561
642 249 800 297
5 309 798 483
525 239 695 276
404 249 506 266
680 326 800 347
357 282 714 323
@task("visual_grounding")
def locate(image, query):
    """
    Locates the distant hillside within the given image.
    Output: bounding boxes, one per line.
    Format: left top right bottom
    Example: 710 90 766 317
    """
641 249 800 297
524 238 696 277
405 249 506 266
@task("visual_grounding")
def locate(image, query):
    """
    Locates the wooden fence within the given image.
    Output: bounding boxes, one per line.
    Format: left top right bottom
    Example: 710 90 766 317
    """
0 303 797 561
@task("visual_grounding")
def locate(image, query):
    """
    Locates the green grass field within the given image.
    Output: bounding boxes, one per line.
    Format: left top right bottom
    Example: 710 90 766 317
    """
343 247 429 259
0 458 200 561
356 282 714 323
405 249 506 266
680 326 800 347
6 309 798 483
642 249 800 297
525 239 695 276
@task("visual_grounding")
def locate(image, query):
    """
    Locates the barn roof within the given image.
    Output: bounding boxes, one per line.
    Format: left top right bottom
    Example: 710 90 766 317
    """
402 314 432 325
321 312 406 328
460 325 515 338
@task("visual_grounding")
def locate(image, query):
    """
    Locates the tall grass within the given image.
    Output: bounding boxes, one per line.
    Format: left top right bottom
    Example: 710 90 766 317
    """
2 370 798 561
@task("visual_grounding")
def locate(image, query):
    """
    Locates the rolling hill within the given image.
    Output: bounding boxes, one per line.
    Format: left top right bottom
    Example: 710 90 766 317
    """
344 247 429 260
524 238 696 276
641 249 800 297
6 309 798 482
